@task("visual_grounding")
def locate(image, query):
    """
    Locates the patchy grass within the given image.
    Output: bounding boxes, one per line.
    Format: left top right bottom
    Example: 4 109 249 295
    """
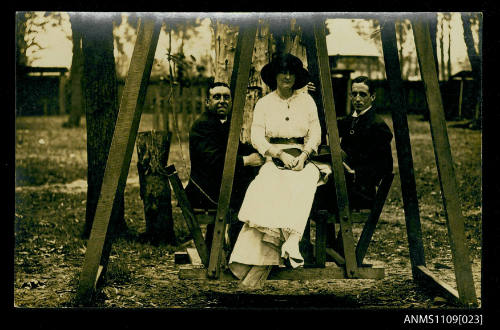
14 113 482 308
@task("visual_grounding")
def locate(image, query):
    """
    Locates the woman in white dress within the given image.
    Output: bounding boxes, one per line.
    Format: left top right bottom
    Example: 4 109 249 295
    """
228 53 323 287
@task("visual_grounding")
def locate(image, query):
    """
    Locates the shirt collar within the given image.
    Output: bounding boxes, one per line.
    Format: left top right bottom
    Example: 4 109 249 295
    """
274 89 299 101
352 105 373 118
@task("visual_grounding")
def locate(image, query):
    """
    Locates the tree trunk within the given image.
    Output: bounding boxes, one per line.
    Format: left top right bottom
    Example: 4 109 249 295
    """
136 131 176 245
439 15 446 81
81 14 127 239
64 13 84 128
429 13 440 80
447 14 452 80
461 13 482 124
241 20 271 144
397 20 405 79
212 19 239 85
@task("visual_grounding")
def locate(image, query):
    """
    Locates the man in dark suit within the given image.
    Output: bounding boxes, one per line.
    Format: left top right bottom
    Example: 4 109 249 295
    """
184 81 264 249
315 76 393 211
313 75 393 255
338 75 394 209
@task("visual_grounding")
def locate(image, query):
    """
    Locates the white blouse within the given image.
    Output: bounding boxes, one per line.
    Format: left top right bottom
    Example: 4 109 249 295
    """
251 90 321 156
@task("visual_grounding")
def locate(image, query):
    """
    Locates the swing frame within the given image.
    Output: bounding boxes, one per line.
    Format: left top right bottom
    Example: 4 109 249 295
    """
76 13 478 307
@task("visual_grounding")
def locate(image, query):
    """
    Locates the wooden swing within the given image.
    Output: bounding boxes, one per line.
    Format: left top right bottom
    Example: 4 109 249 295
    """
76 13 478 307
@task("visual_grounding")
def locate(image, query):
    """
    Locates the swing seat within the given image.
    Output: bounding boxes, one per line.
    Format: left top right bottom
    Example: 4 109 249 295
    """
308 172 394 268
167 164 389 281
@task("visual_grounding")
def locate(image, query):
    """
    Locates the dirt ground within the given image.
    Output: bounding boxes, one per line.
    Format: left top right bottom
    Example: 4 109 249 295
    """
14 115 482 311
13 176 481 310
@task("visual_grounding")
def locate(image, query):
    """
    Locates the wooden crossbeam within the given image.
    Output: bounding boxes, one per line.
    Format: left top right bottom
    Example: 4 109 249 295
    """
411 18 477 306
207 24 257 279
326 248 346 266
380 18 427 275
311 21 359 279
76 17 161 304
179 263 384 281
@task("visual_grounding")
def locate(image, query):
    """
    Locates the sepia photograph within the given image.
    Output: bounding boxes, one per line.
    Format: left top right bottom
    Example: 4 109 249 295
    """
14 11 483 320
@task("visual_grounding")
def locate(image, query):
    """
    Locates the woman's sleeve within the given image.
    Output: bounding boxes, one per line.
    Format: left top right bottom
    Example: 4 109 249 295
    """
250 98 272 156
304 95 321 155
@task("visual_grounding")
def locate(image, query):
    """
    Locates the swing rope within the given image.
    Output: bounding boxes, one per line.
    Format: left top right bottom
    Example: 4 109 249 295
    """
165 27 218 207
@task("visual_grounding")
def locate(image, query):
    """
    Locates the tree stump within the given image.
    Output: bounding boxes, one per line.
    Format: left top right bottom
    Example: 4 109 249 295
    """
136 130 175 245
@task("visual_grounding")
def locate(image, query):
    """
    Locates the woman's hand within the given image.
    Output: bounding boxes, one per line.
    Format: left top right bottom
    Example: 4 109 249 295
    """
279 151 296 169
291 152 308 171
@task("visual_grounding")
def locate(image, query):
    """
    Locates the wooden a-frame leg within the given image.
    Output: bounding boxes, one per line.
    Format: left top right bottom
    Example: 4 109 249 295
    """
207 24 257 279
311 21 359 278
76 17 161 305
412 17 477 306
380 17 427 277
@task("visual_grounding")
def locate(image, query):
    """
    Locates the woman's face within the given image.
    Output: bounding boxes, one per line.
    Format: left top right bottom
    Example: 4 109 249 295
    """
276 70 296 90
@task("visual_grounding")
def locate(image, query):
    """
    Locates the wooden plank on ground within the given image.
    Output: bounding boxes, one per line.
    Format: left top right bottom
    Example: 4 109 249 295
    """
186 248 203 266
166 165 210 267
207 23 257 279
380 17 427 275
416 265 461 305
174 252 190 264
76 17 161 305
412 18 477 306
312 21 358 278
179 263 384 280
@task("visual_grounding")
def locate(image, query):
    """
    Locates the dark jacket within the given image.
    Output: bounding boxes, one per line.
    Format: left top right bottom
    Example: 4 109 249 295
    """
184 111 259 210
314 107 393 211
338 107 393 192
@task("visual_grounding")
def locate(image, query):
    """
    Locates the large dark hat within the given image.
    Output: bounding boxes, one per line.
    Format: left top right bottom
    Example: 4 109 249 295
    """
260 53 310 90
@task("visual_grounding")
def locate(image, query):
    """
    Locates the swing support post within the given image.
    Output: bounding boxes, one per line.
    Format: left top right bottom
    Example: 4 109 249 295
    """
207 23 258 279
76 16 161 305
411 15 477 306
312 20 359 278
73 13 478 308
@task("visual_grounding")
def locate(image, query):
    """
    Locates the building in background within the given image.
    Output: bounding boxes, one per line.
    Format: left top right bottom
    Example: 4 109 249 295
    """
326 19 384 81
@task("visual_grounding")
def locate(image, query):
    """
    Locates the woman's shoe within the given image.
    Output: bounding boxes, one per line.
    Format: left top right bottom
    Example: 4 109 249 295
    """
281 234 304 268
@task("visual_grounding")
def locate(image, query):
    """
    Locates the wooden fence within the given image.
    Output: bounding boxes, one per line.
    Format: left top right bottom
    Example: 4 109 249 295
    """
119 82 207 141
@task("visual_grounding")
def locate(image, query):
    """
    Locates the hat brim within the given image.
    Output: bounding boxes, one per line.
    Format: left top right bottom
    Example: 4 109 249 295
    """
261 62 310 90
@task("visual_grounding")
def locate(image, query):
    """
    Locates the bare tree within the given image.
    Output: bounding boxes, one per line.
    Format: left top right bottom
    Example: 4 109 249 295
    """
80 13 128 238
461 12 482 126
445 13 453 80
63 13 85 128
211 18 239 85
439 13 446 81
241 19 272 144
429 13 440 79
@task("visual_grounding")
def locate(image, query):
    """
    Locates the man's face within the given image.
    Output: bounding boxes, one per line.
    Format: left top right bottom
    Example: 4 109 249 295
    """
207 86 232 119
350 82 375 113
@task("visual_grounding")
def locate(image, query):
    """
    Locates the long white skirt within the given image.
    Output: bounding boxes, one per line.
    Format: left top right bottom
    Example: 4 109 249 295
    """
229 160 320 279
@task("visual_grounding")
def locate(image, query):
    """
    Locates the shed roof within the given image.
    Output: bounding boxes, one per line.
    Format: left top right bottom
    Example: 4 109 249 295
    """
325 19 381 57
